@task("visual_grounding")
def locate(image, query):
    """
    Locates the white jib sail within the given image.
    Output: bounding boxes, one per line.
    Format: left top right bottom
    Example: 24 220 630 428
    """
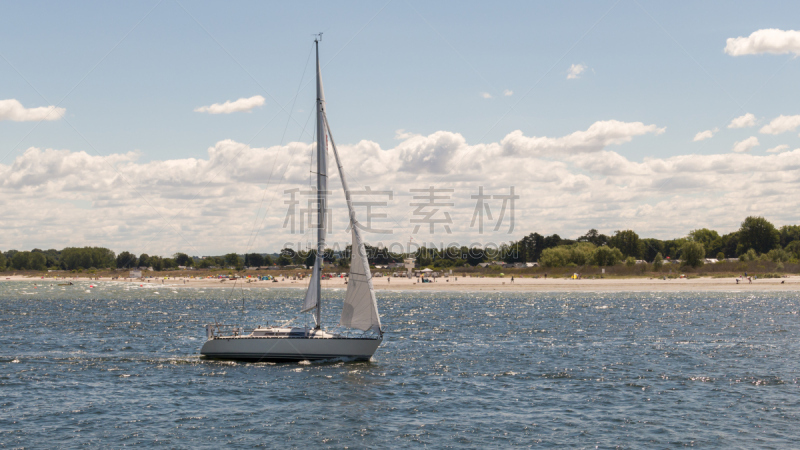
322 111 381 333
301 256 321 313
341 226 381 332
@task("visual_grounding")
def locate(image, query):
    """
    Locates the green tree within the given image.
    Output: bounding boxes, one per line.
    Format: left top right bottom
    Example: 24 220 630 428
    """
138 253 150 268
641 238 665 264
652 252 664 270
116 251 137 268
197 258 214 269
625 256 636 267
689 228 720 249
540 247 570 267
779 225 800 247
466 247 486 266
767 248 790 262
303 250 317 268
29 252 46 271
567 243 596 266
786 241 800 260
609 230 643 259
150 256 165 271
592 246 624 266
173 253 192 267
224 253 240 268
578 229 609 246
739 248 758 262
244 253 265 267
719 232 739 259
737 216 780 255
0 251 6 271
41 249 59 268
542 234 563 250
277 253 292 266
716 251 725 261
519 232 545 262
11 252 30 270
680 241 705 268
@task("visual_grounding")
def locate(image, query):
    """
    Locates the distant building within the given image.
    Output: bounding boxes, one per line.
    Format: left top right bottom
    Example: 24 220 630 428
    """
130 269 142 278
403 258 415 278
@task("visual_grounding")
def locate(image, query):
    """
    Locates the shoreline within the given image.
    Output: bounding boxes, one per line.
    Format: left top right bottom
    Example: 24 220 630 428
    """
2 274 798 292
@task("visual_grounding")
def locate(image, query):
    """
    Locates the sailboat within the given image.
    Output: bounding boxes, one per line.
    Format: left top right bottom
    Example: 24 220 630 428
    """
200 36 383 362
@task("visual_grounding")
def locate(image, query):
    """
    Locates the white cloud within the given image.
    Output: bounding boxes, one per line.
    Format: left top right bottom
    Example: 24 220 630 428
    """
7 124 800 255
732 136 759 153
503 89 513 97
728 113 756 129
567 63 587 79
693 128 718 141
501 120 665 156
759 115 800 135
394 129 415 140
194 95 265 114
480 92 493 99
725 28 800 56
0 99 65 122
766 144 790 153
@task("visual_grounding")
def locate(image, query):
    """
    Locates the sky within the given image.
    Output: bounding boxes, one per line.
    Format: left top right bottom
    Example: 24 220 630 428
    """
2 1 800 256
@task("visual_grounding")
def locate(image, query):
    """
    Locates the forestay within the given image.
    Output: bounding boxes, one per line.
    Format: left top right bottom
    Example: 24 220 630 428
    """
324 112 382 333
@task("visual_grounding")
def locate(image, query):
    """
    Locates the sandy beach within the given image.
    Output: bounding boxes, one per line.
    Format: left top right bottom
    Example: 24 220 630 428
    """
3 273 799 292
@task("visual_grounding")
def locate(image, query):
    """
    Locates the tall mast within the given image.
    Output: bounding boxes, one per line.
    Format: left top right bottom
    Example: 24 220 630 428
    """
314 35 327 328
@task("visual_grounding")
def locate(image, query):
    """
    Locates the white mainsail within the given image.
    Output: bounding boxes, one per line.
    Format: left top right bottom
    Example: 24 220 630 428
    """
301 257 321 313
300 39 328 325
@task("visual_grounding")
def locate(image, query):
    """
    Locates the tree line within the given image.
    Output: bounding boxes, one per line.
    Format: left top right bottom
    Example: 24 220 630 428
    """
2 216 798 272
501 216 800 269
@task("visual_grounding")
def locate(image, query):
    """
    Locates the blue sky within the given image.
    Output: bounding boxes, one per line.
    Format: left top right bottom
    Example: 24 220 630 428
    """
2 1 800 255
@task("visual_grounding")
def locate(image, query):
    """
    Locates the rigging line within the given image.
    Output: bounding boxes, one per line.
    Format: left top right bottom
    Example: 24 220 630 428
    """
0 0 164 166
244 106 315 257
277 0 395 113
242 43 315 255
127 84 319 262
226 86 317 318
123 106 297 261
132 54 319 259
348 0 623 243
244 101 316 258
56 115 202 256
176 0 311 134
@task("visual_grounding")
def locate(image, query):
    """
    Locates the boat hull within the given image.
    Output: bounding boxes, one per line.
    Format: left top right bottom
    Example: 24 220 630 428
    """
200 335 382 362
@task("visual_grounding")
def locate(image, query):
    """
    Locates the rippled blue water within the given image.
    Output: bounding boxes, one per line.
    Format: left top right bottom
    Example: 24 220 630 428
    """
2 281 800 447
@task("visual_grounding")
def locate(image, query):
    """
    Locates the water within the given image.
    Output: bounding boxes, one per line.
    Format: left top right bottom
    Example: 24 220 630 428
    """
2 281 800 447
